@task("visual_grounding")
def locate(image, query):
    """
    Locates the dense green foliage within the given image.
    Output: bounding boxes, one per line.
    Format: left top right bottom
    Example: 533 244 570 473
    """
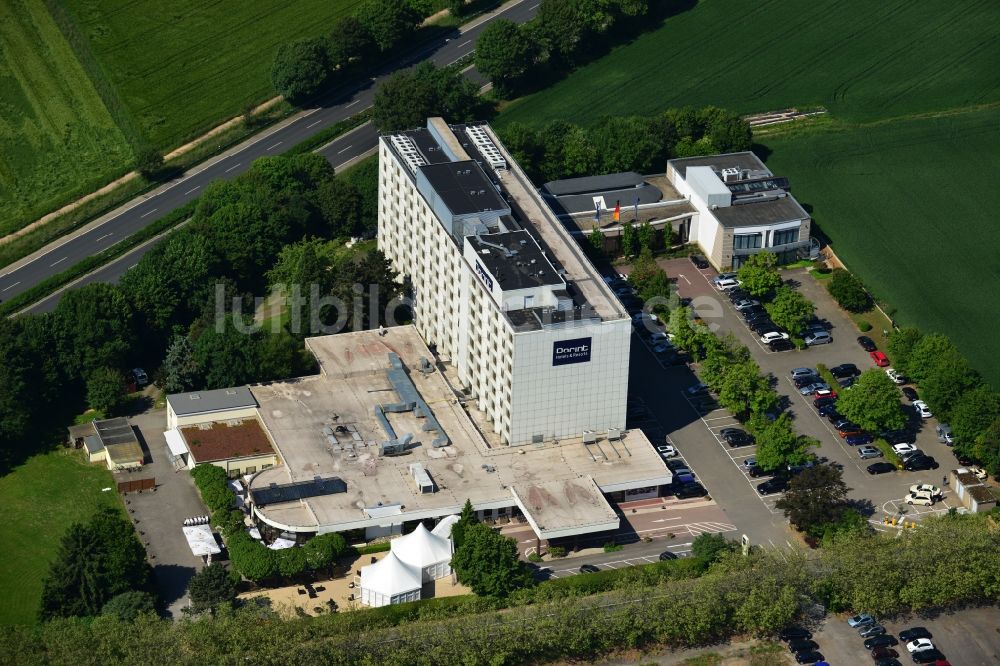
775 465 859 539
39 508 150 621
499 107 751 184
271 38 333 102
85 367 126 416
835 369 907 433
4 514 998 663
765 286 815 336
825 268 872 313
372 62 483 132
736 252 782 298
100 591 157 622
187 563 236 615
451 523 533 597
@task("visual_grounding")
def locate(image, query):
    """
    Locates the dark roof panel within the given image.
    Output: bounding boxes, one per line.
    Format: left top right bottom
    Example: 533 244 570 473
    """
467 230 563 290
418 161 508 216
542 172 644 197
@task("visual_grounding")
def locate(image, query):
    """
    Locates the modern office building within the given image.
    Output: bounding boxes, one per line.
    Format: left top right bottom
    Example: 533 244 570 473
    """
666 152 817 270
377 118 631 447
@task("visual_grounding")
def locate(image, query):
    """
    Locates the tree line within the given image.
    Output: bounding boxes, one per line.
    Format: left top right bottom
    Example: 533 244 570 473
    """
5 513 998 664
0 153 398 471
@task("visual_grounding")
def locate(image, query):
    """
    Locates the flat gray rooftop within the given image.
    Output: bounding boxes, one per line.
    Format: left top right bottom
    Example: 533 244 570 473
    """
668 151 769 178
467 230 563 290
512 476 620 539
712 195 809 228
249 326 669 533
418 160 508 216
167 386 257 416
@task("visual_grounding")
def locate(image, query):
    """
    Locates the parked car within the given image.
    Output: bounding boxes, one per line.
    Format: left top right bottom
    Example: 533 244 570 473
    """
716 278 742 291
757 476 788 496
906 639 935 653
749 319 777 334
905 492 935 506
790 367 817 379
893 443 918 456
838 425 864 438
734 299 760 311
899 628 932 643
769 338 795 352
823 408 842 422
864 635 898 650
902 386 919 401
658 551 678 561
913 400 933 418
690 254 710 269
899 449 925 463
935 424 954 444
804 331 833 346
131 367 149 387
886 368 907 384
838 376 856 389
868 462 897 475
882 429 915 445
748 465 770 478
872 647 900 660
657 444 678 458
728 287 750 302
908 485 941 499
579 564 600 574
860 624 887 638
742 457 757 470
758 331 788 344
686 382 709 395
800 382 829 396
858 446 883 460
904 456 939 471
910 649 945 664
778 627 812 642
814 396 836 410
813 387 837 399
858 335 878 352
794 374 822 389
793 651 824 664
830 363 860 378
871 350 890 366
848 613 876 627
674 483 708 499
723 431 754 448
845 432 874 446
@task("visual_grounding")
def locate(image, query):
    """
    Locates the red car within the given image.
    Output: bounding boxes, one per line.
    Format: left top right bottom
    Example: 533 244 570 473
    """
870 350 889 367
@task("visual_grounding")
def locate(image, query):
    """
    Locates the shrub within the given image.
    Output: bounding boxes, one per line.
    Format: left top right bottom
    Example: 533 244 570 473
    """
271 37 332 102
826 268 872 312
528 552 543 563
548 546 566 558
858 320 872 332
603 542 623 553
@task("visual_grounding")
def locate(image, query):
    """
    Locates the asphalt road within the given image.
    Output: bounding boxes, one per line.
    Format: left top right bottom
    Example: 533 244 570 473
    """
2 0 538 312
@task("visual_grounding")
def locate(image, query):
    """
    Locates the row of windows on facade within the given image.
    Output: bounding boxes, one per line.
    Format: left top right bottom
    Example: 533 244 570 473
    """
732 227 800 250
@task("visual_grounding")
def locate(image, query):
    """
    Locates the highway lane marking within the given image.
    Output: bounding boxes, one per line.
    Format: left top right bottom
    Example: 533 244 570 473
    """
224 163 241 173
96 233 113 242
139 208 158 218
267 141 282 150
50 257 67 267
337 144 353 154
184 186 200 195
458 39 472 47
2 281 21 292
345 100 360 108
306 119 323 128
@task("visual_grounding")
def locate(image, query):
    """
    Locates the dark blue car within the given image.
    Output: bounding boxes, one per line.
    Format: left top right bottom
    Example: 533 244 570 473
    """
845 432 874 446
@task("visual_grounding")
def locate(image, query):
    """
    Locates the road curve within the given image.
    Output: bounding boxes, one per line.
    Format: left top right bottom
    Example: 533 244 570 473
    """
3 0 538 312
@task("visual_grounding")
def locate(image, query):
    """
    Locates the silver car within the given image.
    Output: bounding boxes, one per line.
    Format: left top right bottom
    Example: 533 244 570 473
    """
804 331 833 345
858 446 883 459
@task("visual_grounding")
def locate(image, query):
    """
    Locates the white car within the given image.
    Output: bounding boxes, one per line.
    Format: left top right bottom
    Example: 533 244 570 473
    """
893 443 918 456
913 400 933 418
715 278 742 291
910 484 942 498
713 272 738 285
657 444 678 458
760 331 790 344
886 368 906 384
906 638 935 653
906 492 935 506
734 299 760 311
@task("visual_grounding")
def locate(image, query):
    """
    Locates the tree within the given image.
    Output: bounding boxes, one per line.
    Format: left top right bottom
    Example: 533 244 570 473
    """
776 464 851 537
474 20 538 96
906 333 957 385
52 282 136 381
267 237 339 334
637 220 654 253
668 306 697 353
968 417 1000 477
86 367 126 415
329 16 374 68
314 178 365 237
587 227 604 257
372 62 481 132
621 221 637 257
752 413 815 472
102 591 157 622
918 350 982 420
702 107 753 153
825 269 871 313
448 0 465 17
277 546 307 577
736 252 782 297
951 386 1000 447
717 359 774 419
886 327 923 375
590 116 668 174
451 498 478 550
187 563 236 614
451 523 533 597
356 0 420 52
271 37 332 102
690 533 735 566
303 533 348 572
162 335 199 394
835 369 906 432
135 148 164 179
765 286 815 336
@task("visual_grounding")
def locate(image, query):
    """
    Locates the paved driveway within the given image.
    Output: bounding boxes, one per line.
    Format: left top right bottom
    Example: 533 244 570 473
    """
655 259 967 532
126 410 209 618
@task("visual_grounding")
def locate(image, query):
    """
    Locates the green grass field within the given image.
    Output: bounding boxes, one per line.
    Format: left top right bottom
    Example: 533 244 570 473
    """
60 0 366 150
0 450 121 625
761 106 1000 387
0 0 132 236
499 0 1000 127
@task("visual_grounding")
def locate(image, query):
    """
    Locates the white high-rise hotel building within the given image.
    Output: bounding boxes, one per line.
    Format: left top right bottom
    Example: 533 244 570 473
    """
378 118 631 446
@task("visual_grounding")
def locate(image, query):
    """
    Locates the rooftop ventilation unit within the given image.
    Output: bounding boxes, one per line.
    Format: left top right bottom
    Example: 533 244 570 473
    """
721 167 741 183
390 135 426 174
465 125 507 170
607 428 622 441
583 431 597 444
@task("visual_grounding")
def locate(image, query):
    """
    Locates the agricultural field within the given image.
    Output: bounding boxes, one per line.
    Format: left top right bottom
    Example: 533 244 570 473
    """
760 106 1000 387
0 0 132 237
499 0 1000 128
0 450 120 625
60 0 366 150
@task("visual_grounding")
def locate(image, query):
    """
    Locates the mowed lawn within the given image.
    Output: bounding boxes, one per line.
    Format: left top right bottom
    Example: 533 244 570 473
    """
0 450 121 625
499 0 1000 127
761 107 1000 387
61 0 366 150
0 0 132 236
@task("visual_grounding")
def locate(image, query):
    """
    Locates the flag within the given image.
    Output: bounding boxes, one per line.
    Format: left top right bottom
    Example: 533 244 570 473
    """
634 196 640 220
594 200 601 221
613 201 620 222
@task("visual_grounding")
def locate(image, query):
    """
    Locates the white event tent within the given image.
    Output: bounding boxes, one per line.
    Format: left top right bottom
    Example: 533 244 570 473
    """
390 523 453 582
359 551 422 607
431 514 460 539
